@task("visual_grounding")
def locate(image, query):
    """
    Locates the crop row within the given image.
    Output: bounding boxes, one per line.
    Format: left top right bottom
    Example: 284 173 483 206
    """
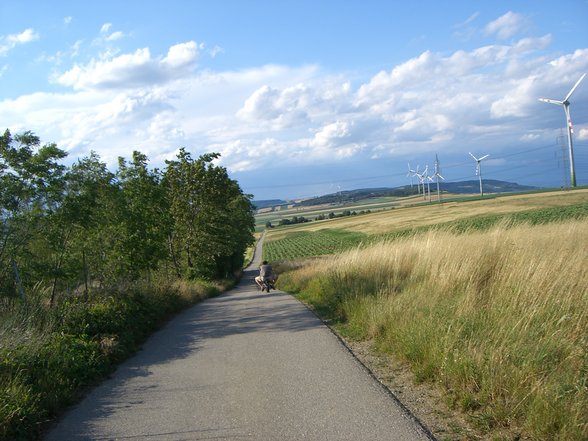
263 229 367 262
263 202 588 262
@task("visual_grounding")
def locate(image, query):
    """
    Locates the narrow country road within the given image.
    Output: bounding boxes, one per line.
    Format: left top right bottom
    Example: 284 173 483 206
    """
44 236 433 441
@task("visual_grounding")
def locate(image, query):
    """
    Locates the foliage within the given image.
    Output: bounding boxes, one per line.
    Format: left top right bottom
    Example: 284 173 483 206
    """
0 129 254 439
164 149 255 279
278 216 310 226
0 280 223 441
1 130 254 305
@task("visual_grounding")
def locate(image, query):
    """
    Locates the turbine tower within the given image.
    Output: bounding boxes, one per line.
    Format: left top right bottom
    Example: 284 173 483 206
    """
539 73 586 188
417 166 428 200
469 152 489 196
433 154 445 202
407 163 416 190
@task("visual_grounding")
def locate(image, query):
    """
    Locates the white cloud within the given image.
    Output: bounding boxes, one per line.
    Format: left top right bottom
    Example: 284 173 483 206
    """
2 28 587 186
55 41 199 90
0 28 40 56
162 41 198 69
578 128 588 141
490 76 538 118
484 12 528 40
312 120 350 148
209 45 224 58
453 11 480 40
106 31 125 42
520 133 540 142
64 16 73 25
100 23 112 34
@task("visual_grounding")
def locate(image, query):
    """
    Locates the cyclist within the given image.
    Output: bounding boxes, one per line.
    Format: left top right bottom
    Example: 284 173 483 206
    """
255 260 277 292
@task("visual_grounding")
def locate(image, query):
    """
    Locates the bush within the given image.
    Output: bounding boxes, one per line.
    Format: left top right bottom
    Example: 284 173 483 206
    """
0 280 223 441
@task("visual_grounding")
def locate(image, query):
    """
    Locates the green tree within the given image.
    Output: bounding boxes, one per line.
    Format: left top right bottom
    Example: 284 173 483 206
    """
117 151 169 280
59 152 122 297
0 129 67 301
164 149 254 279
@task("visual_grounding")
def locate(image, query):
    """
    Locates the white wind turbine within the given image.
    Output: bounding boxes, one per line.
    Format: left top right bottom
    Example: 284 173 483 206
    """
469 152 489 196
539 73 586 188
417 165 429 200
410 164 424 195
432 154 445 202
407 163 416 190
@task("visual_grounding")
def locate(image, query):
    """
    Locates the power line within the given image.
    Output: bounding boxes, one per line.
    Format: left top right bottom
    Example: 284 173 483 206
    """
244 142 586 193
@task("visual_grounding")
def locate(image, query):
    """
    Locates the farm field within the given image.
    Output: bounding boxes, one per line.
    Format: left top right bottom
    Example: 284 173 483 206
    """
263 188 588 261
264 188 588 240
254 196 403 231
272 188 588 440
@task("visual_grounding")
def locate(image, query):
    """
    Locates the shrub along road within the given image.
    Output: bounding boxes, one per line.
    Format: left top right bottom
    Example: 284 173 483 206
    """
44 239 432 441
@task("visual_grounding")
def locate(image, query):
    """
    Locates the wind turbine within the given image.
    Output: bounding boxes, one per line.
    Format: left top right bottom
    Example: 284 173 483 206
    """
407 163 416 190
469 152 489 196
539 73 586 188
417 165 429 200
432 154 445 202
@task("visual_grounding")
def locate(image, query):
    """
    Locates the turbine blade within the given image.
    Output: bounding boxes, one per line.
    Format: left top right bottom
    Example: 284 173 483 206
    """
539 98 563 106
564 73 587 102
479 154 489 161
437 174 445 180
468 152 478 161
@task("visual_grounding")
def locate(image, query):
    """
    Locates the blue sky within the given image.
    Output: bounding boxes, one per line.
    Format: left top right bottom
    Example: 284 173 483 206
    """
1 0 587 200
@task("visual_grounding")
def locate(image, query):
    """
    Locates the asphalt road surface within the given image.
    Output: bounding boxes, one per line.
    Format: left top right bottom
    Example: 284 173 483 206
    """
45 237 433 441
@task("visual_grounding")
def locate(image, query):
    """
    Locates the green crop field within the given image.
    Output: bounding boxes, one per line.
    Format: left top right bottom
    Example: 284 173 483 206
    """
263 229 367 262
263 189 588 262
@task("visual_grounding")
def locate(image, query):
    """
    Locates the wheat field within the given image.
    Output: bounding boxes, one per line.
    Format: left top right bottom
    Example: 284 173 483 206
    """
267 188 588 240
279 219 588 439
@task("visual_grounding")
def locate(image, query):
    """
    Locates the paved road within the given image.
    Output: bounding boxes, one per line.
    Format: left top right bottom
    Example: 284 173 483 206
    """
45 237 432 441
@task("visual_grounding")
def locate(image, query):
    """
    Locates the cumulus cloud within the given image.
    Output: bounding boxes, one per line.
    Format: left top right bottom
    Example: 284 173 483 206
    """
0 28 40 56
312 120 351 148
484 11 528 40
237 83 312 128
2 24 587 186
55 41 199 90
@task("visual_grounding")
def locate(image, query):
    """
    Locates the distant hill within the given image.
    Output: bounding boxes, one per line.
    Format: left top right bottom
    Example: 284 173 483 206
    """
252 199 288 209
252 180 537 210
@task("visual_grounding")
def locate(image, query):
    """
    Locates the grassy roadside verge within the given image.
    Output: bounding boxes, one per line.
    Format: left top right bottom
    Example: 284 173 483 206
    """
277 220 588 440
0 278 232 441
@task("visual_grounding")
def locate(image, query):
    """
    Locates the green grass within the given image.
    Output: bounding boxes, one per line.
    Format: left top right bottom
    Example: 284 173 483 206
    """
277 220 588 440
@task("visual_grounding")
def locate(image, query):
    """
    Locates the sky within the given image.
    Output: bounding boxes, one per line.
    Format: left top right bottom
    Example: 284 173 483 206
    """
1 0 588 200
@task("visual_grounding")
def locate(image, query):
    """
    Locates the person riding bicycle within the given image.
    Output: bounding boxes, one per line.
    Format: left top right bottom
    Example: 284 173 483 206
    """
255 260 277 292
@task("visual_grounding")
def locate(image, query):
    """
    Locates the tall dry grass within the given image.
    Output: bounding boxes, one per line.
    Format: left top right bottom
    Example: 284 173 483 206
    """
279 219 588 439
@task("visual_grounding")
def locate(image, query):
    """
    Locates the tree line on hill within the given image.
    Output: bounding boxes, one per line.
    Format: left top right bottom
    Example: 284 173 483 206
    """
0 129 255 308
265 209 372 228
